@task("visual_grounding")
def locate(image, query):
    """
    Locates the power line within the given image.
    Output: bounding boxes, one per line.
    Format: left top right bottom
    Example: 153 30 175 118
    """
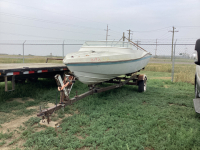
133 26 171 33
2 0 199 35
0 12 105 31
0 31 63 39
0 31 91 41
0 21 105 36
0 12 122 39
0 0 132 32
177 26 200 28
0 0 107 26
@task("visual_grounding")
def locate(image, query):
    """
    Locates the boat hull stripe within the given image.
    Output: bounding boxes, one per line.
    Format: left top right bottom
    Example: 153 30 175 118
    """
66 55 151 66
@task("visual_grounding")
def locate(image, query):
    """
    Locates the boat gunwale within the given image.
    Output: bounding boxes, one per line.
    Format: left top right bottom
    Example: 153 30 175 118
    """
64 53 152 66
80 46 133 49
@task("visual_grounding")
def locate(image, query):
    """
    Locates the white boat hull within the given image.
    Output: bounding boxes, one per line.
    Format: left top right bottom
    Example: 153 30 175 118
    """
65 54 151 85
63 41 152 85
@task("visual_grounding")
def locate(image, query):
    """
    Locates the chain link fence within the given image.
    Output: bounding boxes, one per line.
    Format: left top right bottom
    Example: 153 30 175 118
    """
0 40 196 83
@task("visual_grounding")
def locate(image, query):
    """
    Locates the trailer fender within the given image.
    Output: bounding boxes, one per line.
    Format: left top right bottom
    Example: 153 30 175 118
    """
138 74 147 81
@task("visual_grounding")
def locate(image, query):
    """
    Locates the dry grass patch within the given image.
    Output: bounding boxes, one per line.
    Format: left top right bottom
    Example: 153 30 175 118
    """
144 147 155 150
145 63 195 84
26 106 39 110
150 77 171 80
77 147 91 150
164 85 170 88
174 71 195 84
7 98 25 104
7 97 34 104
1 115 36 133
0 55 63 63
75 133 85 140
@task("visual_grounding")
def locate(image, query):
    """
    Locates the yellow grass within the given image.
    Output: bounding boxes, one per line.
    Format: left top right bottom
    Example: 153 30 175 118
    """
0 56 196 84
145 63 196 84
0 56 63 63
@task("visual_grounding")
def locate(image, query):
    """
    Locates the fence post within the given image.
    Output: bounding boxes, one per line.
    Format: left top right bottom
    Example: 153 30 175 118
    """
171 39 177 82
62 40 65 58
23 40 26 63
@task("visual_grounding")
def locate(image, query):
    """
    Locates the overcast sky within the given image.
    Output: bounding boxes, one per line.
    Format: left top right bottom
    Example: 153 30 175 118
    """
0 0 200 55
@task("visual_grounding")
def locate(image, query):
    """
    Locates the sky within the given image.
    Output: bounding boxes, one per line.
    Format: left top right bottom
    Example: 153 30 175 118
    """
0 0 200 56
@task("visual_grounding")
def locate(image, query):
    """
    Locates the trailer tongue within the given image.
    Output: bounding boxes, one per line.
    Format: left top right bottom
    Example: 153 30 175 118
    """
37 73 147 124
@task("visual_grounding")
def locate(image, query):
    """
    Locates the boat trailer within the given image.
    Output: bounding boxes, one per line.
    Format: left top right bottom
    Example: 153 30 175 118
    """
37 73 147 124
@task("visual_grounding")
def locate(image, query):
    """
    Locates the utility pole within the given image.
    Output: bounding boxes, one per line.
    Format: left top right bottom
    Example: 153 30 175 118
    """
135 40 141 50
169 26 178 61
62 40 65 58
23 40 26 63
123 32 125 41
127 29 133 41
104 24 110 41
171 39 177 82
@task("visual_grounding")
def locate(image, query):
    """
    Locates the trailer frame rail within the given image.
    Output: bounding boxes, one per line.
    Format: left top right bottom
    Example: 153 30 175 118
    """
37 73 147 123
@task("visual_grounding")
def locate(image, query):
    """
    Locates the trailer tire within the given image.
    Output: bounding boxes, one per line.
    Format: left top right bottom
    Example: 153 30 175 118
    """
138 79 146 92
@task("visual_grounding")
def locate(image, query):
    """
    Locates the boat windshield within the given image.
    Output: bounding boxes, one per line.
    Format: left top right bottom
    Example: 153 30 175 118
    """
83 41 133 48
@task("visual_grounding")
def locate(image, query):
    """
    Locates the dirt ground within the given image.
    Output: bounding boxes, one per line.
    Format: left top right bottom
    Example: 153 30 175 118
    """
0 98 73 150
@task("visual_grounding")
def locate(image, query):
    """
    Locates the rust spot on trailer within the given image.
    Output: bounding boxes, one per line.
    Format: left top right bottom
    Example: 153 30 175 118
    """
138 74 146 80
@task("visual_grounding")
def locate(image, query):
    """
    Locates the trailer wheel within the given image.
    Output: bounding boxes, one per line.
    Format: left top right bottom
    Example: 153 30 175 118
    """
138 78 146 92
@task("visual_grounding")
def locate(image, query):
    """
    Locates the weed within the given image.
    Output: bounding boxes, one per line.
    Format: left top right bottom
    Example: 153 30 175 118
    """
0 71 198 149
15 109 36 116
23 117 41 126
8 137 20 146
0 140 6 146
18 125 25 131
0 132 13 140
11 148 21 150
22 97 28 101
58 109 65 118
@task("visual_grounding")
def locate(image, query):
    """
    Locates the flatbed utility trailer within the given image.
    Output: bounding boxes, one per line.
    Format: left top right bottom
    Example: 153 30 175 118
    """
0 63 69 91
37 72 147 124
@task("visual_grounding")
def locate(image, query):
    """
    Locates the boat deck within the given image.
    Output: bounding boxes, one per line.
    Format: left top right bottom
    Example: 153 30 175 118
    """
0 63 66 70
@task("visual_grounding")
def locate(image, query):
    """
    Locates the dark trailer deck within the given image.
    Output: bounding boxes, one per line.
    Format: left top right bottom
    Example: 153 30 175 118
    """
0 63 69 91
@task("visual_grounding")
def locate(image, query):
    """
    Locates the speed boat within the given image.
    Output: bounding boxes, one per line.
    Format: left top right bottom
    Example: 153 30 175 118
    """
63 41 151 85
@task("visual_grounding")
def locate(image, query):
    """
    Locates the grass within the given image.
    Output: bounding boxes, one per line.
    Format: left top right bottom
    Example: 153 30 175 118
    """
144 63 196 84
150 58 195 63
0 55 195 84
0 56 198 149
0 132 13 140
0 70 199 150
0 55 62 63
23 117 41 127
